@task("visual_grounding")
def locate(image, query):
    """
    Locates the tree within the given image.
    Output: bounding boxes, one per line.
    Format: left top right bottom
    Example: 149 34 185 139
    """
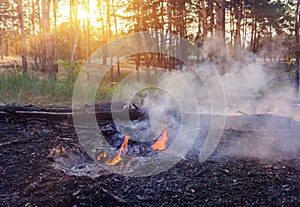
42 0 55 77
234 0 243 48
200 0 208 38
296 0 300 98
0 0 3 60
53 0 58 73
216 0 226 39
70 0 79 62
17 0 27 72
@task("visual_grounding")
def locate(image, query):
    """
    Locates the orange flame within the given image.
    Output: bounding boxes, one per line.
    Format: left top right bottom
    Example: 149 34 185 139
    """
152 129 168 150
97 151 107 161
105 135 129 165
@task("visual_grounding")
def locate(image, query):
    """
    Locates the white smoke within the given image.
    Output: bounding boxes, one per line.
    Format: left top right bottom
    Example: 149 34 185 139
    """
138 37 300 160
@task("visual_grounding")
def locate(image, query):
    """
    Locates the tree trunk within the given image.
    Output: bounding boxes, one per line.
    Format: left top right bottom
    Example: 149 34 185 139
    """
221 0 226 38
98 0 107 65
70 0 79 62
216 0 225 38
31 0 38 66
269 25 272 62
17 0 27 73
295 0 300 98
86 0 91 64
160 0 165 70
0 0 2 60
0 28 3 60
235 0 242 48
107 0 113 83
167 0 172 71
201 0 208 38
53 0 58 73
69 0 73 61
112 0 120 76
242 3 247 50
37 0 46 71
42 0 55 77
251 17 258 53
135 54 140 82
209 0 214 35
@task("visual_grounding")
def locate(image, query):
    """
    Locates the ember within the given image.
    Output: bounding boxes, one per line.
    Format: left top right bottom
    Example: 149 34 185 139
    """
105 135 129 165
96 151 107 161
152 129 168 151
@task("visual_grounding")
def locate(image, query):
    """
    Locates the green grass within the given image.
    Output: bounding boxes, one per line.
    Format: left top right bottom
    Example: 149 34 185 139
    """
0 70 75 106
0 69 133 106
0 64 164 106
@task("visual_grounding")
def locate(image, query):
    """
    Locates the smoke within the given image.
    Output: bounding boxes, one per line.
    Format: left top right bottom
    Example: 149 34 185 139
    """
221 61 288 115
138 36 300 161
203 37 300 160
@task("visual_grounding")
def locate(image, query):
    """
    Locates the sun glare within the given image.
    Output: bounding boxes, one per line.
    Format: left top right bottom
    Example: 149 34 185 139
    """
57 0 100 26
56 0 129 31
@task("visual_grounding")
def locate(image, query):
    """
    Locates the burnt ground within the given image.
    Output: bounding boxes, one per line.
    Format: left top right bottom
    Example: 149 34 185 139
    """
1 113 300 207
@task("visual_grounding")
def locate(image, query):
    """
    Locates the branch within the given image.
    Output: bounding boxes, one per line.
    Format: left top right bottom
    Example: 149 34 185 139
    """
0 137 39 147
101 187 126 203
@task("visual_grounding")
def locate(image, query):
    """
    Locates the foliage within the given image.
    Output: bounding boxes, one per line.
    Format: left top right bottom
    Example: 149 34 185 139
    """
56 60 84 82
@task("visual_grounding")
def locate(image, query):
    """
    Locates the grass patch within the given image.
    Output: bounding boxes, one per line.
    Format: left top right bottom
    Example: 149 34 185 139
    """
0 71 117 106
0 69 132 106
0 62 164 106
0 71 75 106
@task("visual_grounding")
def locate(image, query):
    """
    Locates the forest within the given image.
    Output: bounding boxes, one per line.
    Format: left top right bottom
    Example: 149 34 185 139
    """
0 0 299 104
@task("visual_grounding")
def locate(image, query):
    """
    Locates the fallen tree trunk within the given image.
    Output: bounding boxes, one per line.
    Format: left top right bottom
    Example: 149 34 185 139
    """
0 103 147 123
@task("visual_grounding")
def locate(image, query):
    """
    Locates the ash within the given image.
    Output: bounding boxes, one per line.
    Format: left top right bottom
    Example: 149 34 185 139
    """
1 113 300 206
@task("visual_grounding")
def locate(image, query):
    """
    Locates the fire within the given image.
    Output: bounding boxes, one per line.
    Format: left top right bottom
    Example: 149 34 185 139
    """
152 129 168 150
96 151 107 161
97 130 168 165
105 135 129 165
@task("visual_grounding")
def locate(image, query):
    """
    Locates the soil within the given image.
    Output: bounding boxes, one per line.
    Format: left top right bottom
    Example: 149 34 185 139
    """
1 109 300 207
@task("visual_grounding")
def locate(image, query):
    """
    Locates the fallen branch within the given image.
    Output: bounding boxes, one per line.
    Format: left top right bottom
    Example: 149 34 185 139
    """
101 187 126 203
236 110 248 115
0 137 39 147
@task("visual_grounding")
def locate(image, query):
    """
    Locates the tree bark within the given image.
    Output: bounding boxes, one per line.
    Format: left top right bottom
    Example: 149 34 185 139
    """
31 0 38 66
167 0 172 71
53 0 58 73
37 1 46 71
112 0 120 76
235 0 242 48
17 0 28 72
86 0 91 64
216 0 226 38
0 0 2 60
0 28 3 60
70 0 79 62
42 0 55 77
201 0 208 38
106 0 113 83
209 0 214 35
295 0 300 98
